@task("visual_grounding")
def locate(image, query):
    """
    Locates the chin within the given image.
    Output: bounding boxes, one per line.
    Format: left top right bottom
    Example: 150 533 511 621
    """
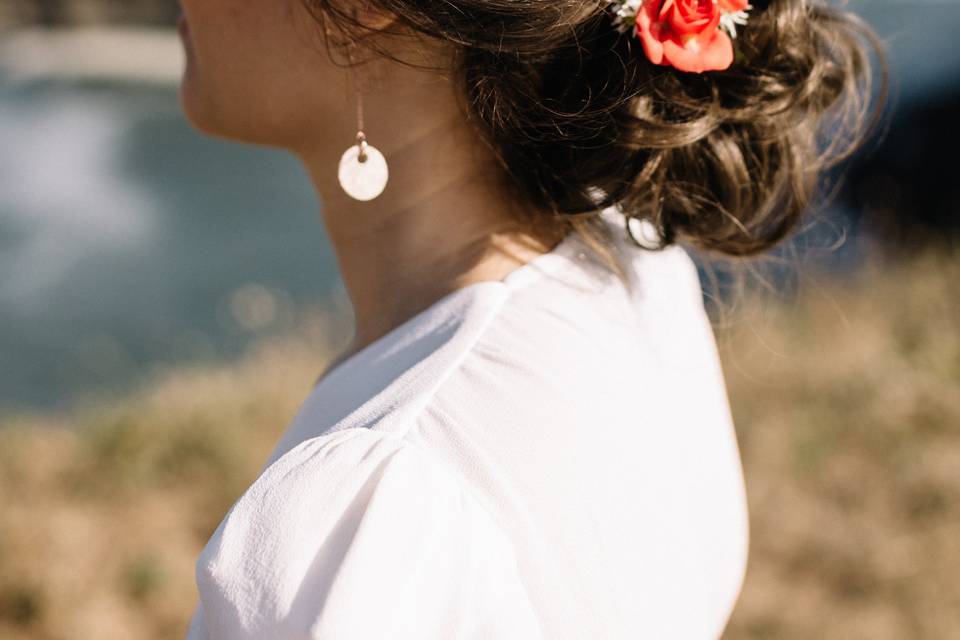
179 75 320 152
179 69 232 141
178 72 261 146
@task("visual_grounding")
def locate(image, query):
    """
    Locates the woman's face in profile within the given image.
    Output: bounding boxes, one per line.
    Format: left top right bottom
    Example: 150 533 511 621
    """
176 0 353 150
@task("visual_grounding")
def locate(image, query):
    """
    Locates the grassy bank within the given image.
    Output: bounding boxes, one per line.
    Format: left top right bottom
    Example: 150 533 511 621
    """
721 247 960 639
1 246 957 639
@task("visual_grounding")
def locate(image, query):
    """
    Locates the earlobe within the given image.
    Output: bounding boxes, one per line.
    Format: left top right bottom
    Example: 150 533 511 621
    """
320 2 399 59
364 11 399 32
350 1 399 32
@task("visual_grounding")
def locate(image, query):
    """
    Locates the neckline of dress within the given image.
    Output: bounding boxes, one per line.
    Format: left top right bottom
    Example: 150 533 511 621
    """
309 228 588 396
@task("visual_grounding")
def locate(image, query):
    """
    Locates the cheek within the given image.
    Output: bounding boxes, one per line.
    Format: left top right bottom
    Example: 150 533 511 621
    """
179 0 344 145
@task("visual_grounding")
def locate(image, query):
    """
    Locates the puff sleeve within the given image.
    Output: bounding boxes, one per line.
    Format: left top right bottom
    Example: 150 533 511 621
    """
186 427 542 639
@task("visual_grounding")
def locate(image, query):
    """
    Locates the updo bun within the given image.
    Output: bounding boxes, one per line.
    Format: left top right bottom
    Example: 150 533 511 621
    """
309 0 888 260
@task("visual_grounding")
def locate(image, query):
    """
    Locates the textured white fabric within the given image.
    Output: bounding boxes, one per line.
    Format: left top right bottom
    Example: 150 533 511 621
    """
186 208 749 640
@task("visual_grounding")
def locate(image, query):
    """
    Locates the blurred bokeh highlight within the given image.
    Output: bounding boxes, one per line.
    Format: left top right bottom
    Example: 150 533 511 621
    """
1 1 958 638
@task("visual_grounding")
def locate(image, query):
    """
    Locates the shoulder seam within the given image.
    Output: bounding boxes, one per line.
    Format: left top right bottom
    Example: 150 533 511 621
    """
389 236 591 444
390 281 514 442
298 424 515 550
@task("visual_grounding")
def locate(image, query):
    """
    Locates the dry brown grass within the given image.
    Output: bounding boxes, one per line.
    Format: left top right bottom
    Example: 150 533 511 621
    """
0 247 957 639
0 310 343 640
720 247 960 639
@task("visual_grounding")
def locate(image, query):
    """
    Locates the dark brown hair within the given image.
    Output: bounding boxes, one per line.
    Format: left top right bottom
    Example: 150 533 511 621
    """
307 0 889 306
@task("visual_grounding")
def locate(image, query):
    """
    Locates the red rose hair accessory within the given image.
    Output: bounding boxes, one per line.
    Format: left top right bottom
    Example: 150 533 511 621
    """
606 0 752 73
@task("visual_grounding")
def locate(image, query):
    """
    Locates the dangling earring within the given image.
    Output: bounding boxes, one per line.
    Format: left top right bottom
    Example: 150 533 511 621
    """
337 42 389 201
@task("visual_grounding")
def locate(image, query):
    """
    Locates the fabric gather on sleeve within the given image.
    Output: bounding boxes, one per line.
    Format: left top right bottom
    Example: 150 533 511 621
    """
187 427 543 640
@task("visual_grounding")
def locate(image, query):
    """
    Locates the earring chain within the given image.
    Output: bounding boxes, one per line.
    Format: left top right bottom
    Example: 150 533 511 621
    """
346 41 368 163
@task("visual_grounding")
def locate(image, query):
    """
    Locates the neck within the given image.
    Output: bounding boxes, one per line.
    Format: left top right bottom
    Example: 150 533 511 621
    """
296 110 564 362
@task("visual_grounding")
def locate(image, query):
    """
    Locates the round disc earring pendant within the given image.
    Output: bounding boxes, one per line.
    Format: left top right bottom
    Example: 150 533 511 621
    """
338 135 388 201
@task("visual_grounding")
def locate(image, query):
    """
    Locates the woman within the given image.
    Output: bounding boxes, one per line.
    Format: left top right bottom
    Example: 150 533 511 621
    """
179 0 886 636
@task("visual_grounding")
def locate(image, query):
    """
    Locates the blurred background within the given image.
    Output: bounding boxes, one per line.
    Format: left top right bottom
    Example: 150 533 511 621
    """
0 1 957 638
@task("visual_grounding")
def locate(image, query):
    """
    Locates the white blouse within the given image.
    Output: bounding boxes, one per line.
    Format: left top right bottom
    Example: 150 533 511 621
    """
185 208 749 639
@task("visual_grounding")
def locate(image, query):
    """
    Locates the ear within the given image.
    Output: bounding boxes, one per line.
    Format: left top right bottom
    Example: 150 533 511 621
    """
350 0 400 32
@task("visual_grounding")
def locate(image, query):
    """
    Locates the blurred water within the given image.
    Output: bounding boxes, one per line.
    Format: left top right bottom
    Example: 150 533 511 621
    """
0 78 341 413
0 1 956 414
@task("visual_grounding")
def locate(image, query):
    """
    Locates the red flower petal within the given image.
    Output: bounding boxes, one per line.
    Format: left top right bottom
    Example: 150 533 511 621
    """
637 8 666 64
666 0 718 36
718 0 749 12
662 29 733 72
636 0 734 74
